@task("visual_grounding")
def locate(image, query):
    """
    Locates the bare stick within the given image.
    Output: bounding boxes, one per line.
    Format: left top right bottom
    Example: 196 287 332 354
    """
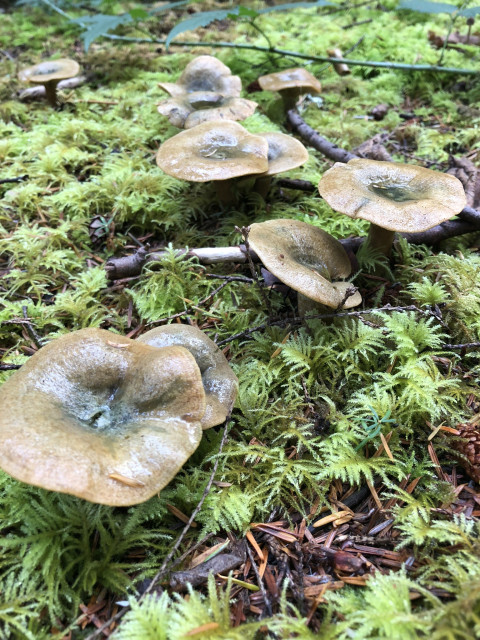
21 307 44 349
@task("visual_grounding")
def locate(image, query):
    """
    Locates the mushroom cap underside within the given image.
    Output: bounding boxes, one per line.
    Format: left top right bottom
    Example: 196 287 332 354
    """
249 219 361 309
258 68 321 94
258 132 309 176
157 93 258 129
156 120 269 181
159 55 242 98
19 58 80 84
318 158 467 232
138 324 238 429
0 329 205 505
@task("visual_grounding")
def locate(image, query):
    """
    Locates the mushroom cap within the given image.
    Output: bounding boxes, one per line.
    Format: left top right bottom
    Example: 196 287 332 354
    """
258 68 321 94
159 55 242 98
0 329 206 506
249 219 362 309
258 132 309 176
318 159 467 233
18 58 80 85
156 120 269 182
137 324 238 429
157 92 258 129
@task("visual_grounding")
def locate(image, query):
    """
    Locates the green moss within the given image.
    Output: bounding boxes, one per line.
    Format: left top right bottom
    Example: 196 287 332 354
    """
0 0 479 637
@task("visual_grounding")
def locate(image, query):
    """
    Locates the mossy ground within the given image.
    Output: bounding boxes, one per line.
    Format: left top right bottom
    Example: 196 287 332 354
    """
1 1 480 638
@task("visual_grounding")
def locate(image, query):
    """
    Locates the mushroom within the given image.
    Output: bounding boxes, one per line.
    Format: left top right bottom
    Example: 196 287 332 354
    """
137 324 238 429
157 91 258 129
254 131 309 198
158 55 242 99
318 159 467 255
257 68 322 110
248 219 362 315
18 58 80 107
156 120 269 203
0 329 206 506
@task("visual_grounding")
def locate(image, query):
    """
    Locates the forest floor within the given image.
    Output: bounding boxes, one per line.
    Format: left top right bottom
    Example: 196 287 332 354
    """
1 0 480 638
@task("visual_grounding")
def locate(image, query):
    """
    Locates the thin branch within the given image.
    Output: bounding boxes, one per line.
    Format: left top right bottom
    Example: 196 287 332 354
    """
0 175 29 185
21 307 44 349
215 304 445 346
151 280 231 324
39 0 479 76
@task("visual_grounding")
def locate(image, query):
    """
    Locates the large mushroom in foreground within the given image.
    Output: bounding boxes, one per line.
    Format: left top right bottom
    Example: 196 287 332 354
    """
137 324 238 429
248 219 361 315
18 58 80 107
156 120 269 203
0 329 206 506
318 159 467 255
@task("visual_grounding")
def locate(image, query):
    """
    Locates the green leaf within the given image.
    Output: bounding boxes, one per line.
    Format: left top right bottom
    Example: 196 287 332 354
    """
73 14 133 51
165 9 233 49
460 6 480 17
165 1 333 48
259 0 333 14
398 0 458 14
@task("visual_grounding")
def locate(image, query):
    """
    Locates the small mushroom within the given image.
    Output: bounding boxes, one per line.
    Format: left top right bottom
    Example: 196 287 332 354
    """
137 324 238 429
18 58 80 107
254 132 309 197
318 159 467 255
248 219 362 314
0 329 206 505
156 120 269 203
159 55 242 99
258 68 322 110
157 90 258 129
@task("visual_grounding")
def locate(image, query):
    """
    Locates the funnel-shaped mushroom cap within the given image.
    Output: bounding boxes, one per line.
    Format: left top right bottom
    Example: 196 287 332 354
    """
0 329 206 506
158 91 258 129
138 325 238 429
18 58 80 85
159 56 242 99
318 159 467 233
249 219 361 309
258 68 321 94
156 121 269 182
258 132 309 176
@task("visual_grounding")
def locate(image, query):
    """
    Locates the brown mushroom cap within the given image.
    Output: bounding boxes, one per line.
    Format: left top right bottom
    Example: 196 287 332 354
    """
137 324 238 429
318 159 467 233
159 56 242 99
156 120 269 182
249 219 361 309
0 329 206 506
258 132 309 176
258 68 321 95
18 58 80 85
157 92 258 129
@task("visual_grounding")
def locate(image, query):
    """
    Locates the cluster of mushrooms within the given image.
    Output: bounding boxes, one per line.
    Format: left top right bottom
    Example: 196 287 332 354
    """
7 54 469 505
0 326 237 506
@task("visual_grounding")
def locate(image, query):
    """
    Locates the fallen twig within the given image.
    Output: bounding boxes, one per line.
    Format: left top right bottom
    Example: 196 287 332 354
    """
0 175 29 185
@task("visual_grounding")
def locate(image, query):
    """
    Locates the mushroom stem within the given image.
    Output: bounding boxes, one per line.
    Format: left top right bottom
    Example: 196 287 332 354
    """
366 224 396 256
281 89 299 111
254 176 273 199
214 179 235 204
43 80 59 107
297 293 331 318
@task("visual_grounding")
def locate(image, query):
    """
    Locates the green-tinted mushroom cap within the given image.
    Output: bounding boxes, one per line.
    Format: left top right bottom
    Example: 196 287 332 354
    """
18 58 80 85
258 132 309 176
318 159 467 233
0 329 206 506
158 55 242 99
249 219 361 309
157 91 258 129
258 68 321 95
156 120 269 182
138 324 238 429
